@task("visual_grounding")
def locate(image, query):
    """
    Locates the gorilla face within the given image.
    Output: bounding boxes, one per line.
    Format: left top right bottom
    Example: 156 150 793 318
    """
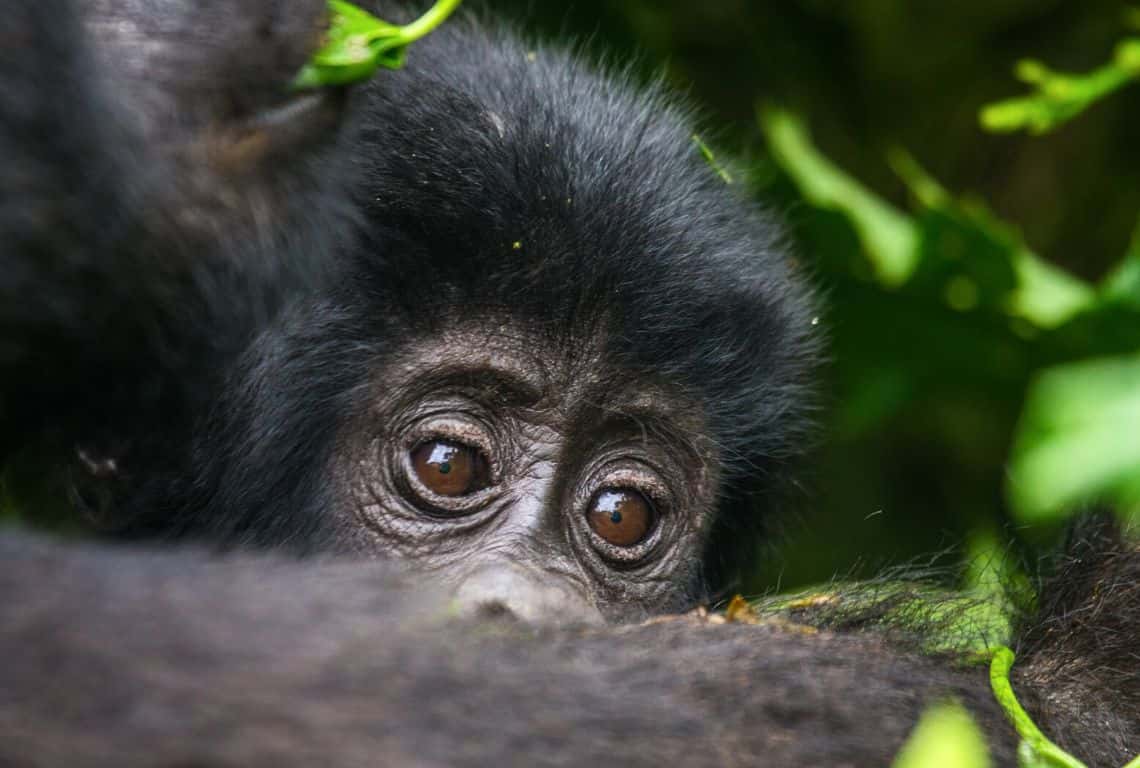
335 317 720 621
3 0 818 624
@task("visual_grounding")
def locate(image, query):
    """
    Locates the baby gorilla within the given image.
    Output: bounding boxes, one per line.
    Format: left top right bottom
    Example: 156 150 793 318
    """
3 1 817 621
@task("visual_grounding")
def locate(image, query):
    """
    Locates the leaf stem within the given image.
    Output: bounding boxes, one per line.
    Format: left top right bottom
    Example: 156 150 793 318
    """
990 647 1086 768
397 0 463 45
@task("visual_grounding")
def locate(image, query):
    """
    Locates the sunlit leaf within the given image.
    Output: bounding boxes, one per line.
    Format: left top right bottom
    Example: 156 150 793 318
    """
962 529 1023 648
1099 220 1140 309
980 39 1140 135
1008 352 1140 522
758 105 920 287
990 648 1088 768
293 0 462 89
1009 253 1096 330
756 582 1010 658
761 109 1094 328
889 150 1093 328
892 701 992 768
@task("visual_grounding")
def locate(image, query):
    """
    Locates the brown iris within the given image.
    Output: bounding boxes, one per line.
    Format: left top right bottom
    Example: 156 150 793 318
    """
587 489 655 547
410 440 491 497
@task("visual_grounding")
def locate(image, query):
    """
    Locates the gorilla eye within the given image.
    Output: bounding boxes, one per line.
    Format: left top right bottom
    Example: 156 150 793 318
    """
587 489 655 547
410 440 491 497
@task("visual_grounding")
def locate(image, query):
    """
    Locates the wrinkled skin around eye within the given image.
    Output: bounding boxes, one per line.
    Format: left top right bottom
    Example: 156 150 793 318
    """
336 320 722 624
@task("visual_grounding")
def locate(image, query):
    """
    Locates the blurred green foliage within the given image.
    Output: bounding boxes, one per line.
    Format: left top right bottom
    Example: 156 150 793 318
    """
480 0 1140 589
892 701 992 768
980 38 1140 134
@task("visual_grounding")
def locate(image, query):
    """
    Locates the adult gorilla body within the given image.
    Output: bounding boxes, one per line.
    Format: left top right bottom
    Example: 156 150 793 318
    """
2 522 1138 767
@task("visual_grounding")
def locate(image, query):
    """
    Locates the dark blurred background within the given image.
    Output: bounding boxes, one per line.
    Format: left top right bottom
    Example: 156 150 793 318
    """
476 0 1140 590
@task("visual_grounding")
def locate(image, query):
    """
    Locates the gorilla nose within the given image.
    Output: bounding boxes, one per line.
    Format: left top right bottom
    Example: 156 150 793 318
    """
452 566 602 625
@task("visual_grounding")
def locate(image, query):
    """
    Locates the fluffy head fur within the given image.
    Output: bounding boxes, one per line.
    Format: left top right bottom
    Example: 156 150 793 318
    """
121 5 819 598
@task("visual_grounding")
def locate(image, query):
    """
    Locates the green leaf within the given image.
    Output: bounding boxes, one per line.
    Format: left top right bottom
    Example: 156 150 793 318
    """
961 529 1025 648
979 39 1140 135
293 0 463 89
758 105 919 287
757 581 1011 658
690 134 734 185
1008 352 1140 522
888 150 1093 328
892 701 992 768
990 648 1088 768
1099 219 1140 308
1008 252 1096 329
760 109 1094 327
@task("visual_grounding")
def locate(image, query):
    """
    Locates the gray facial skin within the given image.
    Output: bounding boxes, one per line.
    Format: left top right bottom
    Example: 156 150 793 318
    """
336 320 721 623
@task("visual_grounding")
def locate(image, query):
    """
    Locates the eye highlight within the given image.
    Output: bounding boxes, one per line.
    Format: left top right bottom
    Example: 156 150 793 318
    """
587 488 655 547
410 440 491 497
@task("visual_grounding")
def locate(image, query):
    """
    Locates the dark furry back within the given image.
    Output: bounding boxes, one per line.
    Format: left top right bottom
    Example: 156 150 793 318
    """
1 522 1138 766
0 0 129 448
0 0 348 471
1016 514 1140 760
0 531 1012 768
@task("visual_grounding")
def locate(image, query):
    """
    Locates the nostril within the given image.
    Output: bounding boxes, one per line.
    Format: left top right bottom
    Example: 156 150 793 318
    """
473 600 516 620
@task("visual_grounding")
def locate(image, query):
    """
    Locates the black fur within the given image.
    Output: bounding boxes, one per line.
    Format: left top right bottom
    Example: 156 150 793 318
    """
352 10 819 584
1 2 1138 765
1 0 352 497
1 527 1137 767
1013 513 1140 759
3 0 819 597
